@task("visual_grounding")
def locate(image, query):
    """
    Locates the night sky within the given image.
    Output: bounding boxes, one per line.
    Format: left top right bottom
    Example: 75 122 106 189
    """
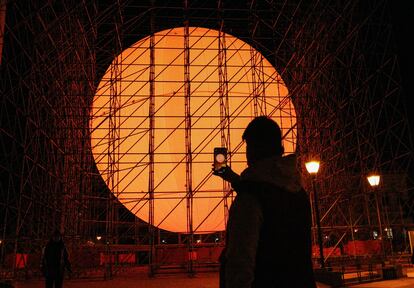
390 2 414 127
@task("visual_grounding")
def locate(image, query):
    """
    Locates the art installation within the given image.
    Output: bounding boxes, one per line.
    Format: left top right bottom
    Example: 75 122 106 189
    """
91 27 296 233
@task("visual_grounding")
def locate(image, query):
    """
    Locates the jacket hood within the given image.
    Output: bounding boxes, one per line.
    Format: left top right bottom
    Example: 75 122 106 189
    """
240 154 302 193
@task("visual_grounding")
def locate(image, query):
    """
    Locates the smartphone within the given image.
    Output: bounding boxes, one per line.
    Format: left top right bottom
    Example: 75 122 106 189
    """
214 147 227 172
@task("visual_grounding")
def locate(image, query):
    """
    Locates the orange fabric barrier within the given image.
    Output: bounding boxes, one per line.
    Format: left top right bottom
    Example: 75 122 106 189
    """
343 240 382 255
99 253 116 265
15 253 28 269
119 253 135 264
312 246 341 257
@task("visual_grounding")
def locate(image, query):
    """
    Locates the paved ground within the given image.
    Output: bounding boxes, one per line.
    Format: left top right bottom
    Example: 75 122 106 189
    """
351 278 414 287
8 273 414 287
13 275 217 288
9 273 330 288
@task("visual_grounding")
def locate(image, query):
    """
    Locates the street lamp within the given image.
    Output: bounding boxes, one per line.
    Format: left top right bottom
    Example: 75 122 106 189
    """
305 161 320 175
367 173 384 257
367 175 380 187
305 160 325 269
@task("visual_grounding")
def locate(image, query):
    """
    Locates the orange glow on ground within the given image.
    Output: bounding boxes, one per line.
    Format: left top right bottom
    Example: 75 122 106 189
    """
91 27 296 233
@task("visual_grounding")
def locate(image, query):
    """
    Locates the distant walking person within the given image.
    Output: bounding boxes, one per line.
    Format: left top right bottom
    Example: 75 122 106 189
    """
213 116 316 288
41 229 72 288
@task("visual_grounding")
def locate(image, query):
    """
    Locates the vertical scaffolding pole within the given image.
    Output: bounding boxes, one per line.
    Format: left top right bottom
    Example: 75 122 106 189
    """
248 0 266 116
0 1 5 65
13 133 27 278
148 0 156 276
184 0 194 276
105 2 123 279
218 0 231 228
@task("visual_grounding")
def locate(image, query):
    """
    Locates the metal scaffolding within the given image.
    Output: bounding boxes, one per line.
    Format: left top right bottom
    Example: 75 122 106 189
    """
1 0 413 280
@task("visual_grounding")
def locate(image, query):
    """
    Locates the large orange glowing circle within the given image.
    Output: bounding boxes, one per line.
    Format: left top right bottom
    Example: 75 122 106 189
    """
91 27 296 233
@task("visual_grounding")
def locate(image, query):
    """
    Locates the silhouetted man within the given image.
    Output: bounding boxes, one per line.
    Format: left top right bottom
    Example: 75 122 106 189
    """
214 116 316 288
41 229 72 288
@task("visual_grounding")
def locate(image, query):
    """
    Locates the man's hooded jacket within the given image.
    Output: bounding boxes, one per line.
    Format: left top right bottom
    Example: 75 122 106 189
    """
221 154 316 288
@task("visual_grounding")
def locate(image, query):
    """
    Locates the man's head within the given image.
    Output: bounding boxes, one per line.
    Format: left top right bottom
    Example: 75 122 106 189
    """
52 229 62 242
242 116 284 166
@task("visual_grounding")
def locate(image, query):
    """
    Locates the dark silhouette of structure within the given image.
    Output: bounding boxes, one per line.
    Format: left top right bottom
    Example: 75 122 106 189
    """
0 0 413 280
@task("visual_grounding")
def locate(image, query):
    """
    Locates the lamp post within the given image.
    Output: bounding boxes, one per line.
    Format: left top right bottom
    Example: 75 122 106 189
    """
367 174 384 258
305 160 325 269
